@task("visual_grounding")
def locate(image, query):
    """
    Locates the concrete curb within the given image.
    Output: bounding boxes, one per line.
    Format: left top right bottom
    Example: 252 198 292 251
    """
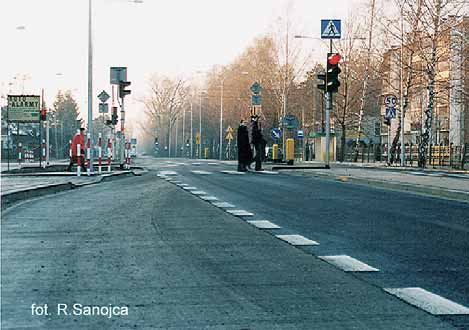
1 171 139 210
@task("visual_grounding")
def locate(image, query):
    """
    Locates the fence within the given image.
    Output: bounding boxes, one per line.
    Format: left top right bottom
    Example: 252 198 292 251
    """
337 143 469 170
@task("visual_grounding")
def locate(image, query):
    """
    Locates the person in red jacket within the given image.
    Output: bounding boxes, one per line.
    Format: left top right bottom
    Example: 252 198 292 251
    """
67 128 86 172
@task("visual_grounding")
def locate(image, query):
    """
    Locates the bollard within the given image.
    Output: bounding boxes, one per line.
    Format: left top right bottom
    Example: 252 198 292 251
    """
18 143 23 166
41 139 46 168
204 147 209 159
69 139 72 162
126 141 131 169
272 144 279 162
77 143 81 177
107 138 112 172
98 133 102 174
286 138 294 165
86 133 91 176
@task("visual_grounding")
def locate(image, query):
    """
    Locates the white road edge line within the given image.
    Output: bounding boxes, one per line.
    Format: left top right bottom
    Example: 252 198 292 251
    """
384 287 469 315
226 209 254 217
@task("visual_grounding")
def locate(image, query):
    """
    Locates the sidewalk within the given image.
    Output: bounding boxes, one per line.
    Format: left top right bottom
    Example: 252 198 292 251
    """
278 161 469 201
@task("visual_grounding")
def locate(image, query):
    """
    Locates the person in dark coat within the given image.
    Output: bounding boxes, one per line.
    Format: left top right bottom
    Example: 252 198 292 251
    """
237 120 252 172
251 116 265 171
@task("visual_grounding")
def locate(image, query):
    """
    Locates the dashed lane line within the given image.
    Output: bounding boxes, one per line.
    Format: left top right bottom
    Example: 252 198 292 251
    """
211 202 235 208
191 191 207 195
384 287 469 315
176 183 189 187
200 196 219 201
221 170 246 175
226 210 254 217
191 170 212 175
247 220 281 229
182 186 198 190
275 234 319 246
158 171 178 176
318 255 379 272
255 170 279 175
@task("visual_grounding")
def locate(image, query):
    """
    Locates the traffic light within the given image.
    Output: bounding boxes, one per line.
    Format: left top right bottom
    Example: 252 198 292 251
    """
317 73 326 92
40 108 47 121
118 81 131 98
383 116 391 126
326 53 341 93
111 106 118 125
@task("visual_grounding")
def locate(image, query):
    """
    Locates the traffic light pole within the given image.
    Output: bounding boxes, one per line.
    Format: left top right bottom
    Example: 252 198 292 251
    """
325 91 332 169
120 97 125 169
324 39 333 169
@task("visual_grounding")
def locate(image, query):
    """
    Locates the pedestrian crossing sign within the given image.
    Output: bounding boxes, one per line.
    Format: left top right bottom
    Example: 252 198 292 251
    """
225 132 234 141
321 19 341 39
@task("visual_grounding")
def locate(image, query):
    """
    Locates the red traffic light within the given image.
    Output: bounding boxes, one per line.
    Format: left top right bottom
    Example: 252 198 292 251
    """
328 53 342 65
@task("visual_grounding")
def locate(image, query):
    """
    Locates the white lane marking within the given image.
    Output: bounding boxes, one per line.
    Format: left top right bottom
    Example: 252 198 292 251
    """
207 163 219 166
275 234 319 246
182 186 197 190
158 171 178 176
256 170 279 175
191 191 207 195
200 196 218 201
222 170 246 175
247 220 281 229
226 210 254 217
191 170 212 175
318 255 379 272
212 202 235 208
384 288 469 315
177 183 189 187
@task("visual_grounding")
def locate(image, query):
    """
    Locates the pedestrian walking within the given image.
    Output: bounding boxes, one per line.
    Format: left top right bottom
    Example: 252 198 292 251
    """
251 115 265 171
67 128 86 172
237 120 252 172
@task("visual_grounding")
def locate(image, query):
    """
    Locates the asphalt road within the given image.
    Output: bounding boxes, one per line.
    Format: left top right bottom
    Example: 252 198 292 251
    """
1 157 467 329
140 157 469 329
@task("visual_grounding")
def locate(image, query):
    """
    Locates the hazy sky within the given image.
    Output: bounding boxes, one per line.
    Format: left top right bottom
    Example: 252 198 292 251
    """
1 0 356 136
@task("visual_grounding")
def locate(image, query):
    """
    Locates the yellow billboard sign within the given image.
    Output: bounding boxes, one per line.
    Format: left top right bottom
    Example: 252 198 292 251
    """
7 95 40 122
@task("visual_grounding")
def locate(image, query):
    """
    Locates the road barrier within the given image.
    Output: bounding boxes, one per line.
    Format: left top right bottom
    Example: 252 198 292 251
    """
86 134 91 176
18 143 22 166
98 133 102 174
41 139 46 167
107 138 112 172
77 143 81 177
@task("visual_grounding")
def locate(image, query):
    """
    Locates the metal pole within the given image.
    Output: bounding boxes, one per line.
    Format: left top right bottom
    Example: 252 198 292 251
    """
120 97 125 168
220 80 224 160
325 91 332 168
175 115 178 157
190 101 193 158
324 39 333 169
182 104 185 157
400 6 405 166
46 116 50 165
87 0 94 172
199 92 202 159
387 124 391 164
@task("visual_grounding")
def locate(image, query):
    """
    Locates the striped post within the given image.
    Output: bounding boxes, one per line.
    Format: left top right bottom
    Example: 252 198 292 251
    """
69 139 72 161
41 139 46 168
107 138 112 172
126 141 131 169
18 143 23 166
77 143 81 177
98 133 102 174
86 133 91 176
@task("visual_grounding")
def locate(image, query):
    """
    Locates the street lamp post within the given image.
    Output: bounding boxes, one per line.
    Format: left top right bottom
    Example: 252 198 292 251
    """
199 92 203 159
220 79 224 160
87 0 93 172
190 100 193 158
